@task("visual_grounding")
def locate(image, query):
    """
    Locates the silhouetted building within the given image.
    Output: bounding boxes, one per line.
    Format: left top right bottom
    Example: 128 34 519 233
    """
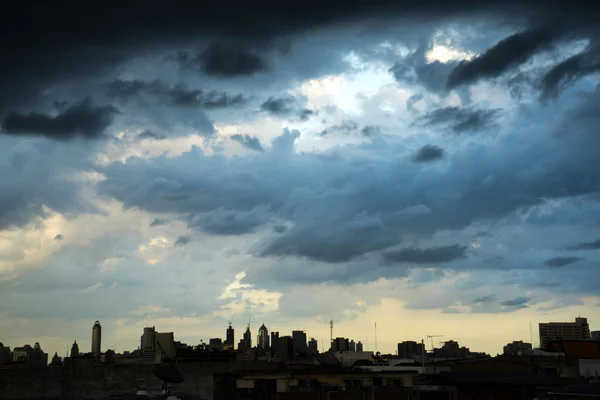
397 341 425 359
258 324 269 349
0 343 10 365
91 321 102 358
592 331 600 341
332 337 350 352
270 331 279 356
356 341 363 352
503 340 532 355
51 352 62 366
70 340 79 358
539 317 591 349
13 343 48 367
433 340 469 359
225 323 235 349
209 338 223 351
278 336 294 361
243 325 252 349
349 340 356 352
141 326 156 364
155 332 175 362
308 338 318 355
292 330 307 356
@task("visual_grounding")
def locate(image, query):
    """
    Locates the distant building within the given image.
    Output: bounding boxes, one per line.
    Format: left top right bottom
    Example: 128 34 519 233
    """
349 340 356 352
209 338 224 351
292 331 307 356
503 341 532 355
539 317 591 349
308 338 318 355
141 326 156 364
433 340 469 359
270 331 279 356
13 343 48 367
258 324 269 349
70 340 79 358
51 352 62 366
155 332 175 362
91 321 102 358
243 325 252 349
0 342 11 365
225 323 235 350
278 336 294 361
332 337 350 352
592 331 600 341
397 341 425 359
356 341 364 352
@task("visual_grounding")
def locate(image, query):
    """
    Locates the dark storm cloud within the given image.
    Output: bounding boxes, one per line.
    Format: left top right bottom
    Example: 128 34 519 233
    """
260 96 315 121
473 294 495 304
1 100 117 140
178 43 268 77
567 238 600 250
318 120 359 136
500 296 530 308
383 245 468 265
541 44 600 99
447 26 562 89
230 134 264 152
137 130 167 140
174 236 192 246
106 79 247 109
412 144 445 163
543 256 584 267
149 218 169 227
414 106 502 134
186 208 269 236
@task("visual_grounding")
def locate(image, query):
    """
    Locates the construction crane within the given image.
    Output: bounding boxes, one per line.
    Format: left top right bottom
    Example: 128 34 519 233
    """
330 319 334 352
426 335 444 352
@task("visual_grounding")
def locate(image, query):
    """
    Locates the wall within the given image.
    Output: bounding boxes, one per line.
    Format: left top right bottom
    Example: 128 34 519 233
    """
0 360 281 399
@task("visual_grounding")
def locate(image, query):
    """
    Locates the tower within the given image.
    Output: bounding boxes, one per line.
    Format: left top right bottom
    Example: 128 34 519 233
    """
91 321 102 358
70 340 79 358
226 322 235 349
258 323 269 349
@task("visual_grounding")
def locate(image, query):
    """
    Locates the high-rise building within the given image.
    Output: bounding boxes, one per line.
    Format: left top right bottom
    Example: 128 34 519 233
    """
70 340 79 358
503 341 532 355
332 337 350 352
592 331 600 341
155 332 175 362
258 324 269 349
141 326 156 364
91 321 102 358
349 340 356 352
397 341 425 359
539 317 591 349
243 326 252 349
356 341 364 352
278 336 294 361
270 331 279 356
308 338 318 355
225 323 235 349
292 330 307 356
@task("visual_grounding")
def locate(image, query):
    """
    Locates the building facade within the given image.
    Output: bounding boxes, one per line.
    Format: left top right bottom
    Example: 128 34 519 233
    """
91 321 102 358
356 341 364 352
225 323 235 349
397 341 425 359
503 340 532 355
539 317 591 349
292 330 307 356
257 324 269 349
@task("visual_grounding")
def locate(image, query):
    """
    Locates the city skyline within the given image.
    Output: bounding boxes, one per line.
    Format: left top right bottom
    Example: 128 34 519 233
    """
2 0 600 371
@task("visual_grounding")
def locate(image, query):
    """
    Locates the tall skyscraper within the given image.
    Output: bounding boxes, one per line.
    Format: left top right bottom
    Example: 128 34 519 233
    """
308 338 318 355
292 330 307 355
91 321 102 358
70 340 79 358
226 323 235 349
356 341 364 352
539 317 591 349
243 325 252 349
270 331 279 355
257 324 269 349
141 326 156 364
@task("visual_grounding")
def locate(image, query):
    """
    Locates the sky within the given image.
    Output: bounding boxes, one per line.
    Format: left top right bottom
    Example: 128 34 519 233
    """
1 0 600 358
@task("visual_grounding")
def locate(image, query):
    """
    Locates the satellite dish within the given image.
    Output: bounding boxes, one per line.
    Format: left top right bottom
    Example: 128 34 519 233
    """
153 363 184 384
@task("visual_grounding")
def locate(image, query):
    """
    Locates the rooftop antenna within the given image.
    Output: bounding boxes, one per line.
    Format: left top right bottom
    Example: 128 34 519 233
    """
329 319 334 351
530 320 533 346
374 322 378 353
